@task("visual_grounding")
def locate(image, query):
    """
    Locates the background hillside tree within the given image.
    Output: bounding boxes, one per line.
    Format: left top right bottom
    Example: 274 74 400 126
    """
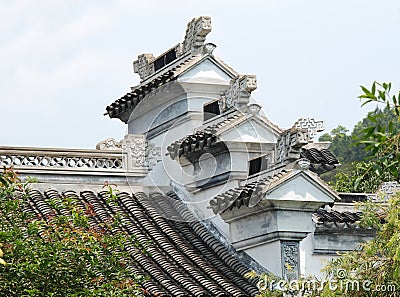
320 82 399 192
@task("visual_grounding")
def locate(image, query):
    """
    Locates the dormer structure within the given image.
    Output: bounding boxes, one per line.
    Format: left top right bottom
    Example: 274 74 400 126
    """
102 16 371 280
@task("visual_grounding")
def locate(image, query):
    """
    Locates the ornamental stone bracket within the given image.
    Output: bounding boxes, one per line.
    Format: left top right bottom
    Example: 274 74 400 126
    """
133 54 156 80
182 16 212 55
275 129 310 164
121 134 161 171
223 75 257 110
96 135 161 172
95 138 122 150
273 118 324 165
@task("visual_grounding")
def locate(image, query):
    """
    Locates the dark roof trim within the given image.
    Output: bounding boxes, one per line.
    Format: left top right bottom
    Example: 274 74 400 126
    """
105 71 175 122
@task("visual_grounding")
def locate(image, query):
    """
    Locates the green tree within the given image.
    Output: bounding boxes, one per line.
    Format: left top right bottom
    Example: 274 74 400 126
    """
0 167 145 297
315 191 400 296
326 82 399 192
355 82 400 183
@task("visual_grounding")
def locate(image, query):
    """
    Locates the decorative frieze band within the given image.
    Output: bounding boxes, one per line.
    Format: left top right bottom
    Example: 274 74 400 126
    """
0 153 123 170
0 135 161 172
281 241 300 280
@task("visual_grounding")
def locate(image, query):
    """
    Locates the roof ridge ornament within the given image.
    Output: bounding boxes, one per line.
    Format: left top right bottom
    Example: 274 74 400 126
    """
223 75 257 111
133 16 212 81
121 134 161 170
182 16 212 55
133 54 155 81
292 118 324 141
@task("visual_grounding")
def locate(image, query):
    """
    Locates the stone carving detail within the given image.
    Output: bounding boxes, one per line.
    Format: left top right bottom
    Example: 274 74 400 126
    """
292 118 324 141
133 54 155 80
96 138 122 150
224 75 257 110
0 154 123 170
182 16 212 55
380 181 400 195
281 241 299 280
122 135 161 170
275 129 310 163
375 181 400 202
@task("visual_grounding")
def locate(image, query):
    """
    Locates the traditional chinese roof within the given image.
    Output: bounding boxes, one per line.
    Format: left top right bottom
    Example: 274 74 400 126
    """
23 188 258 297
300 147 340 174
313 209 362 229
167 112 281 160
105 70 175 122
166 113 242 160
209 169 294 214
209 168 339 215
105 16 240 123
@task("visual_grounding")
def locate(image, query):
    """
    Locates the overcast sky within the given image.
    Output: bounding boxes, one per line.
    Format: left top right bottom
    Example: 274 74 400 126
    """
1 0 400 149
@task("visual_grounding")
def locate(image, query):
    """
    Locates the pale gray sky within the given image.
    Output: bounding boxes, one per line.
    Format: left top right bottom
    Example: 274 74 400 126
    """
1 0 400 148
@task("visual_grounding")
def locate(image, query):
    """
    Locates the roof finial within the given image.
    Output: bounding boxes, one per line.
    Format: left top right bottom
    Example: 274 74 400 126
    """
182 16 212 55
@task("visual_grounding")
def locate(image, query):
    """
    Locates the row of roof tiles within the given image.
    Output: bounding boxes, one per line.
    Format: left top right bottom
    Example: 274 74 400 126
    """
24 188 259 297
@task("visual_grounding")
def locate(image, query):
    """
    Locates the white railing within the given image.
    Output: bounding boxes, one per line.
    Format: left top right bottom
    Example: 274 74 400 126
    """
0 146 125 171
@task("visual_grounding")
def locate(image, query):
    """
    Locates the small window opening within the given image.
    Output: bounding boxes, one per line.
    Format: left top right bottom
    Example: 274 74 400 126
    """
249 155 268 176
203 100 221 121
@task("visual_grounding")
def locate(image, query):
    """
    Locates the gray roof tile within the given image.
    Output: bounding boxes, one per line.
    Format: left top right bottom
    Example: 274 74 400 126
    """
23 188 258 297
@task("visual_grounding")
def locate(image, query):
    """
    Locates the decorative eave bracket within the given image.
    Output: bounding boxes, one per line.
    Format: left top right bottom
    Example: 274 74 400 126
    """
223 75 257 111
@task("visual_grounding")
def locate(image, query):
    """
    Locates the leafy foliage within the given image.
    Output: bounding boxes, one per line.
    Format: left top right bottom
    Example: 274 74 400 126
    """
320 82 399 192
316 191 400 296
355 82 400 186
246 192 400 296
0 167 145 297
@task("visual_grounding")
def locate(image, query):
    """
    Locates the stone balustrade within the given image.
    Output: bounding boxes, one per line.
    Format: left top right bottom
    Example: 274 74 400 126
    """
0 146 125 172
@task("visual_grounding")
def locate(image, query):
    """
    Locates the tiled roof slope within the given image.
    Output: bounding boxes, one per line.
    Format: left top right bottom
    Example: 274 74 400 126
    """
24 188 259 297
167 113 281 160
209 169 339 215
313 209 362 229
300 148 339 174
105 54 238 123
167 114 242 159
209 170 293 215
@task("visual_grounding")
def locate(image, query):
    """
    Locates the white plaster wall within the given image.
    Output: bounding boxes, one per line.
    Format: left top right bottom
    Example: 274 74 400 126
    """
246 241 282 276
221 119 277 143
178 58 232 85
300 232 337 278
267 175 335 204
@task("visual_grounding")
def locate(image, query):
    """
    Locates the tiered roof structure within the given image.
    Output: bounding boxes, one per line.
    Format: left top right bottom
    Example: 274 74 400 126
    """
3 16 396 294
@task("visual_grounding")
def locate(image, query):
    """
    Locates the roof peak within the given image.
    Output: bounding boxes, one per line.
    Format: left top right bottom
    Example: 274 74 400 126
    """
133 16 213 81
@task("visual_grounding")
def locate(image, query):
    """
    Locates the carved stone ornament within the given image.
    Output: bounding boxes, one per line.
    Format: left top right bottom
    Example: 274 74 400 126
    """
292 118 324 141
378 181 400 201
224 75 257 110
281 241 299 280
96 138 122 150
133 53 155 80
182 16 212 55
122 134 161 170
275 129 310 163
